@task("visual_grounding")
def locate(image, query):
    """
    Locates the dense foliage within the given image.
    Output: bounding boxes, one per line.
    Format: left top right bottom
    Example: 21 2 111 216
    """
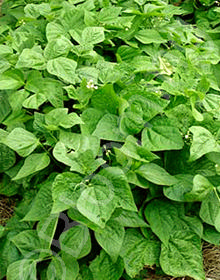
1 0 220 279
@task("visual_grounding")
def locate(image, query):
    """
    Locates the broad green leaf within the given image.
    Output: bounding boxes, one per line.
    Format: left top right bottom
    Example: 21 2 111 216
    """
111 209 147 227
59 225 91 259
99 167 137 211
7 259 37 280
98 7 122 23
90 250 124 280
0 143 16 172
46 22 68 41
24 3 51 18
0 92 11 123
77 175 118 228
135 29 166 44
93 114 125 142
13 153 50 181
22 175 56 221
4 128 39 157
81 27 105 45
136 163 178 186
45 108 83 130
120 229 160 278
11 230 41 258
0 69 24 90
189 126 220 161
52 172 83 213
142 125 184 151
44 36 72 60
22 93 47 110
145 200 203 246
47 253 79 280
200 190 220 232
37 214 59 259
164 174 194 202
90 84 119 115
185 175 214 201
95 220 125 262
120 135 159 162
68 207 101 231
160 230 205 280
203 224 220 245
47 57 77 84
16 47 46 70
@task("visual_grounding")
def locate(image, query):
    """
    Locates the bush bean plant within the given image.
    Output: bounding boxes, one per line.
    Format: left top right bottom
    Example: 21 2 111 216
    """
0 0 220 279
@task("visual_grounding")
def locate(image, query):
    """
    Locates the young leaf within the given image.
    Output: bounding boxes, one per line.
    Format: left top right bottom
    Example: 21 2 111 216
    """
189 126 220 161
47 57 77 84
7 259 37 280
77 175 118 228
52 172 83 214
4 128 39 157
136 163 178 186
0 69 24 90
13 153 50 181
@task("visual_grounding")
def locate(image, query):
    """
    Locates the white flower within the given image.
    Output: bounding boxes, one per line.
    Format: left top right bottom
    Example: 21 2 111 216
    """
86 80 98 90
185 135 189 139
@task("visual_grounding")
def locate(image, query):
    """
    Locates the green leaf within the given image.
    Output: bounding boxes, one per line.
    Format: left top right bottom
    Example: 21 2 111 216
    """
200 190 220 232
7 259 37 280
93 114 125 142
0 92 11 123
95 220 125 262
47 57 77 84
68 207 101 231
52 172 83 214
90 250 124 280
136 163 178 186
44 36 72 60
4 128 39 157
45 108 83 130
0 143 16 172
59 225 91 259
77 174 118 228
0 69 24 90
90 84 119 115
16 47 46 70
160 230 205 280
135 29 166 44
81 27 105 45
24 3 51 18
99 167 137 211
189 126 220 161
120 229 160 278
47 253 79 280
164 174 194 202
120 135 159 162
11 230 41 258
145 200 203 246
111 209 147 227
37 214 59 257
22 175 56 221
185 175 214 201
13 153 50 181
142 124 184 151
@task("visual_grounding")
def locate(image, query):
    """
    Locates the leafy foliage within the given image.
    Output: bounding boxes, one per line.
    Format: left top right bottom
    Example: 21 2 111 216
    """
1 0 220 279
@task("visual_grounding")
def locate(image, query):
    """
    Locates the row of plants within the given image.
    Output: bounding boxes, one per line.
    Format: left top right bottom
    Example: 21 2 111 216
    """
1 0 220 279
